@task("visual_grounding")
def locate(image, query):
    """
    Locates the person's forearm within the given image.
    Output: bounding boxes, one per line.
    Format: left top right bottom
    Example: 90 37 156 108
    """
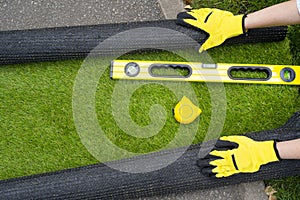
276 138 300 159
245 0 300 29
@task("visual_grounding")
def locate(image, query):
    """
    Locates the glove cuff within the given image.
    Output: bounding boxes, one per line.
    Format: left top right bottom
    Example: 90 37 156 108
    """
226 14 246 38
273 140 282 161
242 14 247 34
259 140 281 164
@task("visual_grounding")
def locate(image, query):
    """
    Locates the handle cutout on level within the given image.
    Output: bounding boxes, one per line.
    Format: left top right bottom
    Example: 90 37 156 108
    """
228 66 272 81
149 64 192 78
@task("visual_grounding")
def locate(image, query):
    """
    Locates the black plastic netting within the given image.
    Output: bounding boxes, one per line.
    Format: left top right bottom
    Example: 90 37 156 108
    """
0 20 287 65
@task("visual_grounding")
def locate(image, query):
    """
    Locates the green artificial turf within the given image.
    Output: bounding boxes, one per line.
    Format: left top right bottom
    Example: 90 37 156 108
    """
0 60 97 178
0 0 299 199
288 25 300 64
1 40 299 185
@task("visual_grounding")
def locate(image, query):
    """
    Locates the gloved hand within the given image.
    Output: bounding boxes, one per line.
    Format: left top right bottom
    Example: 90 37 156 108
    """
198 136 281 178
177 8 247 52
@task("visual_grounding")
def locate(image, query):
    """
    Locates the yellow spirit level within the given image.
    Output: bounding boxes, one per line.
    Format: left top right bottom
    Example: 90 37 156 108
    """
110 60 300 85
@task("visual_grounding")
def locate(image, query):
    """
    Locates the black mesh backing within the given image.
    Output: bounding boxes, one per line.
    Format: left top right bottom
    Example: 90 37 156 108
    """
0 20 287 65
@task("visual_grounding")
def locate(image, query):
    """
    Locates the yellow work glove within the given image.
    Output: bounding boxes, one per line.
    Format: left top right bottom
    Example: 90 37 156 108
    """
177 8 247 52
199 136 281 178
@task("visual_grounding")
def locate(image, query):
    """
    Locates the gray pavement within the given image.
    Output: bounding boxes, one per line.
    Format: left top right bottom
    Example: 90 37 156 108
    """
140 181 268 200
0 0 165 31
158 0 185 19
0 0 268 199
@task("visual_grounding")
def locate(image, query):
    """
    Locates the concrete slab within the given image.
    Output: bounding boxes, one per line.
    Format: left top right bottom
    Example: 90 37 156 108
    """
158 0 185 19
140 181 268 200
0 0 268 200
243 181 268 200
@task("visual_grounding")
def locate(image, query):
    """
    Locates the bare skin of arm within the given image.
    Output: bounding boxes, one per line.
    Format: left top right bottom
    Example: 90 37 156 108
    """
245 0 300 29
276 138 300 159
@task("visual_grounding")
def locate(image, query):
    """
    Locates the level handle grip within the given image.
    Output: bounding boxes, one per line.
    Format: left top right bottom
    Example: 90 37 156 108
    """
228 66 272 81
149 64 192 78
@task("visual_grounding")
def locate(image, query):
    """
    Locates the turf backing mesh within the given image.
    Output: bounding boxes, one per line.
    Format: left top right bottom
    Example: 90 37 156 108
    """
0 20 287 65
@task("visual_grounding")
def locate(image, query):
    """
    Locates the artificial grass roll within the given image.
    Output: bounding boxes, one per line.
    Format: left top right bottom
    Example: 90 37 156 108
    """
0 111 299 199
0 20 287 65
